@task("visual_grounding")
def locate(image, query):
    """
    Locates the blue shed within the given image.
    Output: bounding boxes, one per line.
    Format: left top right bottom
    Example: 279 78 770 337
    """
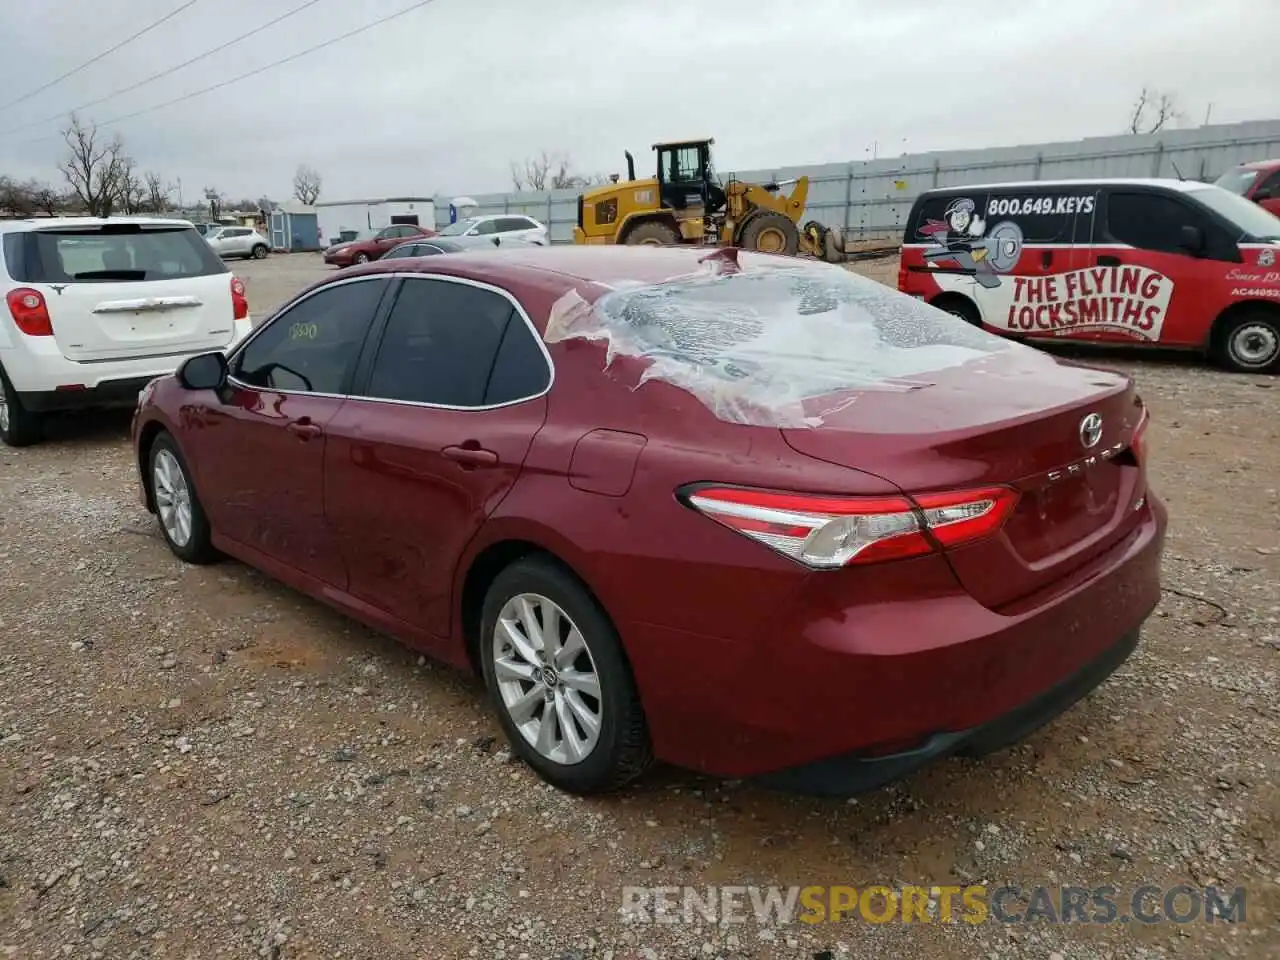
268 201 321 252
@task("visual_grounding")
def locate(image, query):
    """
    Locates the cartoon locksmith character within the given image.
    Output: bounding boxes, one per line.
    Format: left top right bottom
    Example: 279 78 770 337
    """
918 197 1003 289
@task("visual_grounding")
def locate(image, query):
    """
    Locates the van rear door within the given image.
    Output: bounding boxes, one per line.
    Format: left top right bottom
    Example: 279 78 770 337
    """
8 222 237 362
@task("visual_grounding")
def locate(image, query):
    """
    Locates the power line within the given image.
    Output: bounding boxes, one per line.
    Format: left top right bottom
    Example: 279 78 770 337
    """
14 0 442 147
0 0 202 114
8 0 327 136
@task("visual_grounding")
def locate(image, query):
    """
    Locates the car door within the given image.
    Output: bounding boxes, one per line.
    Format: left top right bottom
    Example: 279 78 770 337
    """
1249 169 1280 217
189 276 393 586
470 219 499 240
323 275 552 639
1090 188 1238 346
372 226 406 256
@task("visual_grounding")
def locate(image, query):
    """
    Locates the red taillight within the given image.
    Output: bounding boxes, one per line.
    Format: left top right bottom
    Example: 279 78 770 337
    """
896 248 907 291
5 287 53 337
230 276 249 321
683 484 1018 568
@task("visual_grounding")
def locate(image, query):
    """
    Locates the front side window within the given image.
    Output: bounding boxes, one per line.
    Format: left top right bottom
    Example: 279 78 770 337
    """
473 219 498 236
232 278 389 394
437 218 477 237
1105 193 1206 252
362 278 547 407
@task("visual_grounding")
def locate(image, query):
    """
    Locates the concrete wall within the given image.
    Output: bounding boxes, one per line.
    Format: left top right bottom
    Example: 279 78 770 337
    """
431 120 1280 244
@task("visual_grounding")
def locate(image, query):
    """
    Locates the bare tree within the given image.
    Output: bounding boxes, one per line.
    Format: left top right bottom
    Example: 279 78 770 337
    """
292 164 322 205
113 155 147 215
1128 87 1183 135
26 180 62 216
59 114 127 217
510 150 606 191
143 171 171 213
0 176 35 216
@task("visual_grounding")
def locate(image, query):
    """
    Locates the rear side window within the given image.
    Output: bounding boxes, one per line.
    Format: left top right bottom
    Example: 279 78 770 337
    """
362 278 547 407
233 278 389 394
3 226 227 283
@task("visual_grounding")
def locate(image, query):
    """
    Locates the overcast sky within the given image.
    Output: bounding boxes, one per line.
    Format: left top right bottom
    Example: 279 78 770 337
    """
0 0 1276 205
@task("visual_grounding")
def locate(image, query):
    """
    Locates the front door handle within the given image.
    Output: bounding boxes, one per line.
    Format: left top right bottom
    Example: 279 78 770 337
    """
1097 254 1122 267
442 444 499 467
1040 250 1053 268
286 417 322 441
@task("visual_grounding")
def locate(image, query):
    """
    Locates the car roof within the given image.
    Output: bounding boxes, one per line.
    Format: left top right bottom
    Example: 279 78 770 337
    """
345 244 752 289
1235 159 1280 172
0 216 197 234
920 177 1213 194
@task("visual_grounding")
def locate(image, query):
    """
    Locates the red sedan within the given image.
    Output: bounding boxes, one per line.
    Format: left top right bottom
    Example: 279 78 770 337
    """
131 246 1166 796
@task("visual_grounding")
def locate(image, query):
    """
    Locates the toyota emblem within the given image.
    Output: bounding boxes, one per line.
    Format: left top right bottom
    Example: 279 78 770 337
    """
1079 413 1103 449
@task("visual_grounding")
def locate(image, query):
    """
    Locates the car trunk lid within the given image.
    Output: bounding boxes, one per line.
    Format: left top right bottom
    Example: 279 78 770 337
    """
781 348 1148 609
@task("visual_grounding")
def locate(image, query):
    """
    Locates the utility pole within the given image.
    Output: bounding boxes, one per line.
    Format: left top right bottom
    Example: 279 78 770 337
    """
176 177 183 212
1203 103 1213 126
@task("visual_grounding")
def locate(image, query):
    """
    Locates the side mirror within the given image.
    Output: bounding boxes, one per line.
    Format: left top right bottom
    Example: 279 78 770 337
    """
1178 224 1205 255
178 351 228 391
1253 187 1274 202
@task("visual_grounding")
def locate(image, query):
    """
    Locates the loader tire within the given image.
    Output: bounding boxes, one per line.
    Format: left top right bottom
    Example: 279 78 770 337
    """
624 221 680 246
739 212 799 256
824 228 845 263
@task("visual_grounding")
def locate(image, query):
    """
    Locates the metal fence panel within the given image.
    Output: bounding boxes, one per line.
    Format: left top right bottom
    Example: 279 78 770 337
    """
433 119 1280 242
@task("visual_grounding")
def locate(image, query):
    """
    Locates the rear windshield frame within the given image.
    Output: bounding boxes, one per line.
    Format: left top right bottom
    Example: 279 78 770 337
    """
1 223 229 284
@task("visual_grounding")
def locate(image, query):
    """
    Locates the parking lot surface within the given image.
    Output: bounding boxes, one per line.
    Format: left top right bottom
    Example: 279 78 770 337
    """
1 253 1276 959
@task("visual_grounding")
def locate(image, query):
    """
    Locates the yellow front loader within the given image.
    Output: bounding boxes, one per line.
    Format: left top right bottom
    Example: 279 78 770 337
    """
572 138 845 262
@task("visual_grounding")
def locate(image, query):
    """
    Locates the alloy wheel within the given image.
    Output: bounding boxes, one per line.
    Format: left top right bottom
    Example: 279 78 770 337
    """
153 449 193 547
491 593 603 765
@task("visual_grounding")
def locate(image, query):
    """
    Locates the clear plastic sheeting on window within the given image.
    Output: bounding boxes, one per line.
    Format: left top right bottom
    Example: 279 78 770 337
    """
545 259 1010 428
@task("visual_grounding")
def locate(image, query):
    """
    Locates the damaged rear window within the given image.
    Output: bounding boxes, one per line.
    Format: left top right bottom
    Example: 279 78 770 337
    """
545 258 1009 427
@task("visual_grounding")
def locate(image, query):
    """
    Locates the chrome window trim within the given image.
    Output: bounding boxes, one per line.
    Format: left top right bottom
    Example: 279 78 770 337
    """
225 271 555 412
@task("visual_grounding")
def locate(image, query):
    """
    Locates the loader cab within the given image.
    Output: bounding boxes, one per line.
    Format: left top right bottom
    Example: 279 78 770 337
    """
654 138 725 214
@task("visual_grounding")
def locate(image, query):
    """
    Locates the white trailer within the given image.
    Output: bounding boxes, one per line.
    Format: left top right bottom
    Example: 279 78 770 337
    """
315 197 437 246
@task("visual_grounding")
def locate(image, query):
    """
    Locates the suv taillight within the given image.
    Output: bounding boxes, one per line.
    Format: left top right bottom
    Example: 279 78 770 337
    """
230 276 249 320
5 287 53 337
683 484 1018 568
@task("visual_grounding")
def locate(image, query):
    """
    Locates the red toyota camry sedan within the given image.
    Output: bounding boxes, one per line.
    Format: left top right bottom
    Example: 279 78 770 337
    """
131 246 1166 796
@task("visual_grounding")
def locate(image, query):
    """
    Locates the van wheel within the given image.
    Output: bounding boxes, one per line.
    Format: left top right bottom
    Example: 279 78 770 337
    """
1215 309 1280 373
480 556 652 794
933 295 982 327
0 366 43 448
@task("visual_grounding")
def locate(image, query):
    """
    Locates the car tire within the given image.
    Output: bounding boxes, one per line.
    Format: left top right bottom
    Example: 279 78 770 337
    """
353 252 371 265
479 556 652 794
0 365 43 448
148 432 218 565
251 244 269 260
932 294 982 327
1214 309 1280 373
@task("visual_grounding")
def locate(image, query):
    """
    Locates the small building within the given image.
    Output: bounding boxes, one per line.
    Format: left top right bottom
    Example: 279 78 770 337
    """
268 200 321 252
315 196 436 247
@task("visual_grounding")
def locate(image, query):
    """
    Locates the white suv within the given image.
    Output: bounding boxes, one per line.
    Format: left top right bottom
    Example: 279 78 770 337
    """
205 226 271 259
1 217 254 446
433 214 548 245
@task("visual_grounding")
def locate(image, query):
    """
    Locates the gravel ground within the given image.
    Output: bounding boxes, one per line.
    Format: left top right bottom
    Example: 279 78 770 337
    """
1 253 1277 959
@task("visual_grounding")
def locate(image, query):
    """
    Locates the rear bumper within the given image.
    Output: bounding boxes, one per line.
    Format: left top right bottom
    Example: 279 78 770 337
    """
627 494 1166 787
1 318 251 409
756 627 1140 796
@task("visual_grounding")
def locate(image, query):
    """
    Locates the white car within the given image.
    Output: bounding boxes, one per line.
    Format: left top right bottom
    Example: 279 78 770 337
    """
205 225 270 259
434 214 548 245
0 217 254 446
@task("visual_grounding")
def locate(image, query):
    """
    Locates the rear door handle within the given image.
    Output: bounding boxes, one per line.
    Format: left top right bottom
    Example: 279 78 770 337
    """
1040 250 1053 268
1097 255 1122 266
442 444 499 467
286 417 322 441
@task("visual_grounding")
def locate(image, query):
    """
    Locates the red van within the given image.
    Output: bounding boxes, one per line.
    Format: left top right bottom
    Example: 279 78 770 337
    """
898 178 1280 372
1215 159 1280 217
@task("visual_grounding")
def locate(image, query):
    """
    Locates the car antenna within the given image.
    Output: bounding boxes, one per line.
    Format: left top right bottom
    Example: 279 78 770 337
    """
1170 159 1186 181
